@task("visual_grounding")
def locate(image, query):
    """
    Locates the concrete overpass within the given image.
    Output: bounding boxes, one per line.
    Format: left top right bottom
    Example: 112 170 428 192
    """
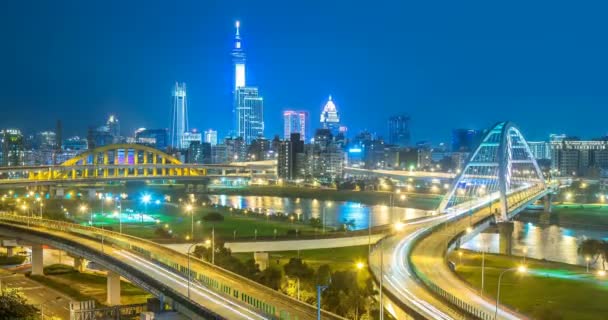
0 214 343 320
370 122 556 320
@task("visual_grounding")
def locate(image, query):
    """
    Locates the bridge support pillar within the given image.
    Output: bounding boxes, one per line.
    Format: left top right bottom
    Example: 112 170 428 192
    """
106 271 121 306
6 247 14 257
543 194 553 213
497 222 514 256
31 244 44 275
74 257 87 272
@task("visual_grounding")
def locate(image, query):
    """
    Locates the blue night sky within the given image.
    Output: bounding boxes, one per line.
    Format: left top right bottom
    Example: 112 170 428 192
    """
1 1 607 143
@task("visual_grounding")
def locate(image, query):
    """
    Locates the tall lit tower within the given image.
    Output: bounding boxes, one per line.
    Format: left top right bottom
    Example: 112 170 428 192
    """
320 95 340 134
170 82 188 149
232 21 265 144
232 20 246 90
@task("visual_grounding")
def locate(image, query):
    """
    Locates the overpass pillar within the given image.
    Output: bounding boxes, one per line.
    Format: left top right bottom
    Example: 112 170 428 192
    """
543 194 553 213
6 247 14 257
31 244 44 275
106 271 121 306
74 257 87 273
497 222 514 256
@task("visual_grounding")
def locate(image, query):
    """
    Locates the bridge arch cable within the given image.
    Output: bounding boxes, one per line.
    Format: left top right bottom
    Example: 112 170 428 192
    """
438 122 546 220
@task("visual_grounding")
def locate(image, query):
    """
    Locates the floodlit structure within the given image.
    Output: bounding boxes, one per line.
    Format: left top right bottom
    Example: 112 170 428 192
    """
283 110 307 141
439 122 546 221
231 21 264 144
170 82 188 149
320 95 340 134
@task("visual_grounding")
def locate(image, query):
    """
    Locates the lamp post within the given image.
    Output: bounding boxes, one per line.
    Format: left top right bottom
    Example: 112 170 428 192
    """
316 285 329 320
186 204 194 241
495 265 527 320
116 197 122 234
142 194 151 223
186 242 206 299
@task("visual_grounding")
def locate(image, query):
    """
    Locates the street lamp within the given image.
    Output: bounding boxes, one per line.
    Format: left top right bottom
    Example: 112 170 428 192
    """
495 265 527 319
141 194 151 223
186 241 207 299
186 204 194 241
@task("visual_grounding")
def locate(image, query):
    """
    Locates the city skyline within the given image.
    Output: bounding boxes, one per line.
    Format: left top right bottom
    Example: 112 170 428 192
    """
3 1 608 143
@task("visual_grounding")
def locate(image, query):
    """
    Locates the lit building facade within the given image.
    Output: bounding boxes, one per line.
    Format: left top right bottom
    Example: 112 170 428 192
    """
551 139 608 177
231 21 265 144
181 130 202 149
170 82 188 149
204 129 218 146
283 110 307 141
0 129 25 167
527 141 551 160
235 87 264 144
135 128 168 150
388 114 411 146
320 96 340 135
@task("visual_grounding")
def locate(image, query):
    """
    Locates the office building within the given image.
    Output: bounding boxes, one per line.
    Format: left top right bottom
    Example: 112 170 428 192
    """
248 138 273 160
170 82 188 149
34 131 57 150
388 114 411 146
107 115 120 138
235 87 264 144
231 21 265 144
451 129 484 152
181 130 202 149
187 141 211 164
204 129 218 146
0 129 25 167
278 133 305 180
320 96 340 135
527 141 551 160
135 128 168 150
283 111 307 141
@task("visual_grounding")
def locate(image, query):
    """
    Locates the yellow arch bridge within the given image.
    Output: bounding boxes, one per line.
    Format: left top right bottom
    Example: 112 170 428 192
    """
0 144 276 185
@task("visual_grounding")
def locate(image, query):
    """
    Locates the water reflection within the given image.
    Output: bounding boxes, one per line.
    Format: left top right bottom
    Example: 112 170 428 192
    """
462 220 608 267
208 195 434 230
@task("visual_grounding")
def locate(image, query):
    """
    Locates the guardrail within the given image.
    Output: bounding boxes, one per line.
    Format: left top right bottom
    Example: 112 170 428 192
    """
0 214 345 320
0 220 224 320
406 190 545 320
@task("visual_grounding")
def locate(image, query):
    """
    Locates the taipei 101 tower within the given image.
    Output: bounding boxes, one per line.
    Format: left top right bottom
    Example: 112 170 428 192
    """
232 21 264 144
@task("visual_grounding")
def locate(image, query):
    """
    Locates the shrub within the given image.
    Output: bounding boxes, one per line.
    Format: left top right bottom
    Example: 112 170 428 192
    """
203 212 224 222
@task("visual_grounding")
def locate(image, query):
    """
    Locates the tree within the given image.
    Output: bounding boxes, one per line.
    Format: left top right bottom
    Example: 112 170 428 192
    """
257 267 282 290
578 239 608 268
0 289 38 319
283 258 314 280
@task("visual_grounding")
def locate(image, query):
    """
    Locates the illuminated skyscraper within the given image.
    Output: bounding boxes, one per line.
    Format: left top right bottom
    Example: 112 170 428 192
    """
231 21 264 144
204 129 218 146
388 114 411 146
170 82 188 149
283 110 307 141
107 114 120 138
231 21 246 90
235 87 264 144
320 95 340 134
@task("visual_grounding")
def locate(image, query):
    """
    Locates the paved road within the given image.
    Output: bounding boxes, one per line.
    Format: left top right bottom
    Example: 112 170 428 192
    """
372 188 545 320
0 216 343 320
166 234 386 253
0 271 71 319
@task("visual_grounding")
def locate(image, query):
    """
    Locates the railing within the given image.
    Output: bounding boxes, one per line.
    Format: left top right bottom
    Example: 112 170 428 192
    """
405 188 546 320
70 303 147 320
0 214 344 320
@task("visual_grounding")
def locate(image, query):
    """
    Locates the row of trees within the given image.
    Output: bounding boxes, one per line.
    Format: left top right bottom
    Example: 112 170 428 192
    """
192 243 379 319
578 238 608 269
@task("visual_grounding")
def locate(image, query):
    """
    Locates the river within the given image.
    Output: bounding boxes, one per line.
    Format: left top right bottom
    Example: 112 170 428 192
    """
462 211 608 267
207 194 435 230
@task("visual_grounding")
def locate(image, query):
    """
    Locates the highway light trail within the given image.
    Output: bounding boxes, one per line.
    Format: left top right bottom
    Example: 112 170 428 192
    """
115 250 267 320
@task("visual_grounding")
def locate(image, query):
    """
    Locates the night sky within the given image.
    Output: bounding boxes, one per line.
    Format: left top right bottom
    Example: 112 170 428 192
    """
2 1 607 143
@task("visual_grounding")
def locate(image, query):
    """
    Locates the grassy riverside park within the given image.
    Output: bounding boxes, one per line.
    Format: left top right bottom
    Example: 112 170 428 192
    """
450 250 608 320
518 205 608 229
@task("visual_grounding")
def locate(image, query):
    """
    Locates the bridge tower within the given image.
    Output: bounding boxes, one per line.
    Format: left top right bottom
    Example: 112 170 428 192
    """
438 122 546 222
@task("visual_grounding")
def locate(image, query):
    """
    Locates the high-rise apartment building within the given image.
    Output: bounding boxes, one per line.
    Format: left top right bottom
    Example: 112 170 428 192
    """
278 133 305 180
170 82 188 149
551 139 608 177
320 96 340 135
204 129 218 146
388 115 411 146
527 141 551 160
283 111 307 141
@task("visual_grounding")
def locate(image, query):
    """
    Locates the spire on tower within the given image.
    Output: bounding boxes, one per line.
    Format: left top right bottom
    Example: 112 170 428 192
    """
235 20 241 38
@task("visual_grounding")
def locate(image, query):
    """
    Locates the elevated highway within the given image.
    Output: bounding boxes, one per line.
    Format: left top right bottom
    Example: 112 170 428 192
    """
0 214 343 320
370 122 555 320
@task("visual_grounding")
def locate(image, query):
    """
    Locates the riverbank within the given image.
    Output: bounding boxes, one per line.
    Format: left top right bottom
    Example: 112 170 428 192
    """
450 250 608 320
518 205 608 230
206 186 442 210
